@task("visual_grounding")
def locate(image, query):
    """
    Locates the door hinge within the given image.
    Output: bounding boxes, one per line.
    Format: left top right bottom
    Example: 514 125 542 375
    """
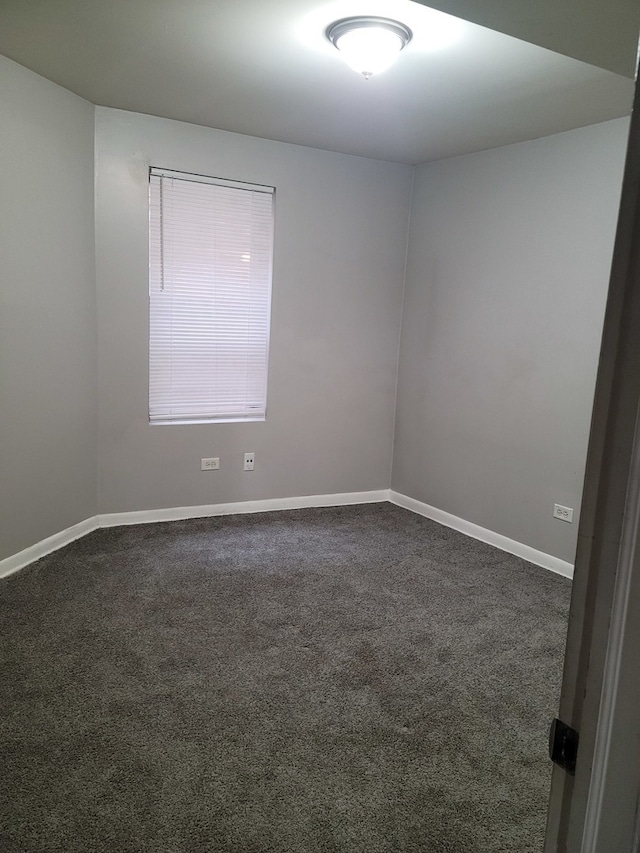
549 717 579 775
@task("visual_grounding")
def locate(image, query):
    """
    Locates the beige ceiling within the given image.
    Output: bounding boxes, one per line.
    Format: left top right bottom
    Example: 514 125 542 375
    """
0 0 634 164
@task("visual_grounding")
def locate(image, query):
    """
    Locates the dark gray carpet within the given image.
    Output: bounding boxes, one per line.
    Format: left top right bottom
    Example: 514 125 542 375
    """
0 503 570 853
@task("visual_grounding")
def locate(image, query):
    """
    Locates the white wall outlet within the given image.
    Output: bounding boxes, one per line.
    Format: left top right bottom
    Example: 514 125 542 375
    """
201 457 220 471
243 452 255 471
553 503 574 523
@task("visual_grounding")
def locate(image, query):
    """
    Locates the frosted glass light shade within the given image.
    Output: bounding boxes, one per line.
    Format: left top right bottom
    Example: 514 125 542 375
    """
327 17 412 79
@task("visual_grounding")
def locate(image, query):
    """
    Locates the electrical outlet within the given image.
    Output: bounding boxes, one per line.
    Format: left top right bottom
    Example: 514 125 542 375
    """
243 452 255 471
201 457 220 471
553 503 573 523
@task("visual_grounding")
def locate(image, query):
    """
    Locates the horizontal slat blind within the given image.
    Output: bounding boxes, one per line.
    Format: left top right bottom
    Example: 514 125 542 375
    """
149 168 274 423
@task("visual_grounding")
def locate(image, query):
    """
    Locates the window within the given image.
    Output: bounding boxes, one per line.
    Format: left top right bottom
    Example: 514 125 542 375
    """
148 168 274 424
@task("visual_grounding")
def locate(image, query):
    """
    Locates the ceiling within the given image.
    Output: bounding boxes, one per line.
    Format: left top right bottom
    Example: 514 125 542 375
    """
0 0 634 164
415 0 640 78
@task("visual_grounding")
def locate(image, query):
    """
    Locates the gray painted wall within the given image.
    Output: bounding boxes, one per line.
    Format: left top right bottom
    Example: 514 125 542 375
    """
0 75 628 567
392 118 629 563
0 56 97 561
95 108 412 514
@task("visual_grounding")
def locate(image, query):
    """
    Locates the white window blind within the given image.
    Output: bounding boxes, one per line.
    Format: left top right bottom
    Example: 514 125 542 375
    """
149 168 274 424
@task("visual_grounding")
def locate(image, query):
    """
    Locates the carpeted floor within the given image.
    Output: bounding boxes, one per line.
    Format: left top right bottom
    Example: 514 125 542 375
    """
0 503 571 853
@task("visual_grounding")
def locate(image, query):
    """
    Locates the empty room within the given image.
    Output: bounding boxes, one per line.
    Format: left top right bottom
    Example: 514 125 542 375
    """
1 1 638 851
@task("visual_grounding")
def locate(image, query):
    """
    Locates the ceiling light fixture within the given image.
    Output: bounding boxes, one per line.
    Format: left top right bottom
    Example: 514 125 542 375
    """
327 16 412 79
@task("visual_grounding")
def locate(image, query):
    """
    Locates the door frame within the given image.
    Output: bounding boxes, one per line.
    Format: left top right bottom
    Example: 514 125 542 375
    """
544 64 640 853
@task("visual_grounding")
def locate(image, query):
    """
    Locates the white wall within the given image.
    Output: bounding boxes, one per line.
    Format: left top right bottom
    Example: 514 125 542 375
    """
392 118 629 563
95 108 412 514
0 56 97 562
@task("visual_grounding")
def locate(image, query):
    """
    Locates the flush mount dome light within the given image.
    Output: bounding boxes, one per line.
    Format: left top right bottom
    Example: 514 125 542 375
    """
327 16 412 79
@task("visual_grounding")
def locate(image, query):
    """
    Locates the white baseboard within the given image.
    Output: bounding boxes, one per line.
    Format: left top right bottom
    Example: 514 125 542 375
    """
98 490 390 528
389 491 574 579
0 516 99 580
1 489 573 581
0 491 389 578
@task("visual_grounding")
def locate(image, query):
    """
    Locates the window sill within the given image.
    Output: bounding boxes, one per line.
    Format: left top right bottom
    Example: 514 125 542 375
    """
149 417 266 426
